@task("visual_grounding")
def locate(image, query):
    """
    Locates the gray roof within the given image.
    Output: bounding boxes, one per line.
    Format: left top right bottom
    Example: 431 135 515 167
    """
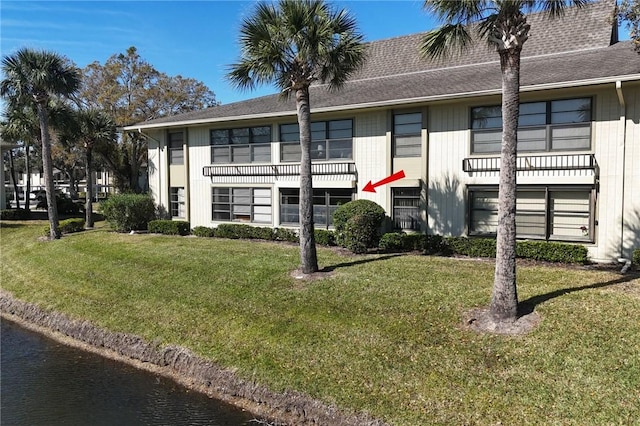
128 0 639 130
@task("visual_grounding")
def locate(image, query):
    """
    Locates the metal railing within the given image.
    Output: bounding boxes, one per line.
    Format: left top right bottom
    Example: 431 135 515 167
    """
462 153 598 176
203 162 357 178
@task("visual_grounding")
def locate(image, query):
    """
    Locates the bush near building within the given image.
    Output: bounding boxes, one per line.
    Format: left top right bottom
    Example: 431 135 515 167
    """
100 194 156 232
148 220 191 236
333 200 386 253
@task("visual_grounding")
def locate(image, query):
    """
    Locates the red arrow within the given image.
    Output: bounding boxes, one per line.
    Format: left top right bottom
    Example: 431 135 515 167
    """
362 170 406 193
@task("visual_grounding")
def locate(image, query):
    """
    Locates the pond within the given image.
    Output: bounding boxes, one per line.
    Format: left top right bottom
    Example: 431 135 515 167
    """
1 318 260 425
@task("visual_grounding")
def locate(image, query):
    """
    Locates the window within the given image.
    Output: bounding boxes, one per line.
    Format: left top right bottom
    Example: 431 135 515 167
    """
280 120 353 162
212 187 271 223
468 186 594 242
168 131 184 165
392 188 421 230
393 112 422 157
170 187 186 218
210 126 271 164
280 188 353 229
471 98 592 154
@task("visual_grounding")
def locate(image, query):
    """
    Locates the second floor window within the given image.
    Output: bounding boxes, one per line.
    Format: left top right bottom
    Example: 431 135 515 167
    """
280 119 353 162
168 131 184 165
393 112 422 157
471 97 592 154
210 126 271 164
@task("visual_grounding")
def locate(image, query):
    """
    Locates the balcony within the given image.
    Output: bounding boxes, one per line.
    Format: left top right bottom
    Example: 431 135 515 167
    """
203 162 357 178
462 154 599 177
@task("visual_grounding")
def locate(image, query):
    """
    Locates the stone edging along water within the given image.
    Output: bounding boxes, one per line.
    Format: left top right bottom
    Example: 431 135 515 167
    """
0 291 389 426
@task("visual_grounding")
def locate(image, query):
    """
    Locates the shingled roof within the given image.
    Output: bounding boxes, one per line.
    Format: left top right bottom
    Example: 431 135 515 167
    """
127 0 639 130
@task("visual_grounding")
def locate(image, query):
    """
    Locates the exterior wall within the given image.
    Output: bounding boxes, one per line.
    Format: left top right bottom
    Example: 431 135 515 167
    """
146 82 638 263
621 82 640 261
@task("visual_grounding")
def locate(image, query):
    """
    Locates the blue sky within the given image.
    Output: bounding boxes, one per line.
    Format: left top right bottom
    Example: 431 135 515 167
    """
1 1 630 106
1 0 436 104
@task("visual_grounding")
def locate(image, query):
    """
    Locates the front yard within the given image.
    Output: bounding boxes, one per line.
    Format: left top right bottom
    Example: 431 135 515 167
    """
1 221 638 425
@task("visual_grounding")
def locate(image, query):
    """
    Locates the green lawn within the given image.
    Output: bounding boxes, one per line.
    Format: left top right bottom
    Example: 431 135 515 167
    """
1 221 639 425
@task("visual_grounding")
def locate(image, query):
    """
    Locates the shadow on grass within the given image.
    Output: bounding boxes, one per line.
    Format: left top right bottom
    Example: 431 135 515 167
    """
0 222 26 229
321 254 403 272
518 272 640 316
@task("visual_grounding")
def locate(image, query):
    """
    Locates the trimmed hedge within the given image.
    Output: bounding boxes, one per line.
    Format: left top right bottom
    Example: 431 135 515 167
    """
314 229 336 246
100 194 156 232
333 200 386 253
148 220 191 236
515 240 588 264
0 208 29 220
43 218 85 236
192 226 216 238
189 224 339 247
632 248 640 267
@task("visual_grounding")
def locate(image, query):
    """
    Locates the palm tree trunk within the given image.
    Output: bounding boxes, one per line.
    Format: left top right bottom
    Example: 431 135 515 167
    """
37 101 60 239
8 149 21 210
85 147 94 228
490 48 521 321
25 142 31 213
296 87 319 274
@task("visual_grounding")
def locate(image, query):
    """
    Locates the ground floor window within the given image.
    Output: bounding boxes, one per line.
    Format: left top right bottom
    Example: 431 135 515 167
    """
170 187 186 218
468 185 594 242
280 188 353 229
392 187 421 230
212 187 272 224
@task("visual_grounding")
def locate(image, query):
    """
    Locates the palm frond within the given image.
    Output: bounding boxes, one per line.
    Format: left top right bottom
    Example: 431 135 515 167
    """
420 24 473 59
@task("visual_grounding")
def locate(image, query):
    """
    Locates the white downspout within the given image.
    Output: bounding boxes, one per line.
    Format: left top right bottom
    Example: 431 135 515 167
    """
615 81 630 272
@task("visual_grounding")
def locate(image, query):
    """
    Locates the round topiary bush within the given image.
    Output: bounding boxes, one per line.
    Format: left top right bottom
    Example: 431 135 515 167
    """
333 199 386 253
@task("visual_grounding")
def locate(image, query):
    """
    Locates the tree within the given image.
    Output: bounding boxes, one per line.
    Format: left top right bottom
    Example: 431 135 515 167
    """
227 0 366 274
1 104 47 213
76 47 218 192
421 0 587 324
69 109 116 227
1 48 80 239
616 0 640 52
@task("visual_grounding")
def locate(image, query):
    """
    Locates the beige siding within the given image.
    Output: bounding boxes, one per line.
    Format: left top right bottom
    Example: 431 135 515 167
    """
354 110 389 208
186 127 214 227
622 83 640 260
427 103 468 236
146 130 166 209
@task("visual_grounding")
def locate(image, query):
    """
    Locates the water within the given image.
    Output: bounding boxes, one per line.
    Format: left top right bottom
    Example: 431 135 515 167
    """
1 319 259 426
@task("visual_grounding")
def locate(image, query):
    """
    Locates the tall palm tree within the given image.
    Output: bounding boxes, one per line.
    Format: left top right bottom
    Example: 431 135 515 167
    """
1 48 80 239
227 0 366 274
421 0 587 322
72 109 116 228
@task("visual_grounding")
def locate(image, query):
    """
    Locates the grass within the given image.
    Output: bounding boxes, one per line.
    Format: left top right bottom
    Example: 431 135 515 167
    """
1 221 639 425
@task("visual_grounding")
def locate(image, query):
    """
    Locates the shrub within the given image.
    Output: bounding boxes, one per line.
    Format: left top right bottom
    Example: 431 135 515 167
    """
0 208 29 220
333 199 386 253
214 223 275 240
273 227 299 243
42 218 85 236
314 229 336 246
148 220 190 236
192 226 216 238
379 232 406 251
441 237 589 264
516 240 589 264
100 193 156 232
633 248 640 267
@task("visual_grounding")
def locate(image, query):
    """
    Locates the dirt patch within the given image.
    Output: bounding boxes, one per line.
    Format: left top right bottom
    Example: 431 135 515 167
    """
0 291 388 426
463 307 542 336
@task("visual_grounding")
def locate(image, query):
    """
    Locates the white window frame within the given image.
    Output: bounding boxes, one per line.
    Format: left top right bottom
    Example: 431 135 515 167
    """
211 187 272 224
279 120 353 162
210 126 271 164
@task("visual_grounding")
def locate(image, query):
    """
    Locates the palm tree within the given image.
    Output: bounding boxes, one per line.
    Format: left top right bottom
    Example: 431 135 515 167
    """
1 48 80 239
71 109 116 228
227 0 366 274
1 106 40 213
421 0 587 323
